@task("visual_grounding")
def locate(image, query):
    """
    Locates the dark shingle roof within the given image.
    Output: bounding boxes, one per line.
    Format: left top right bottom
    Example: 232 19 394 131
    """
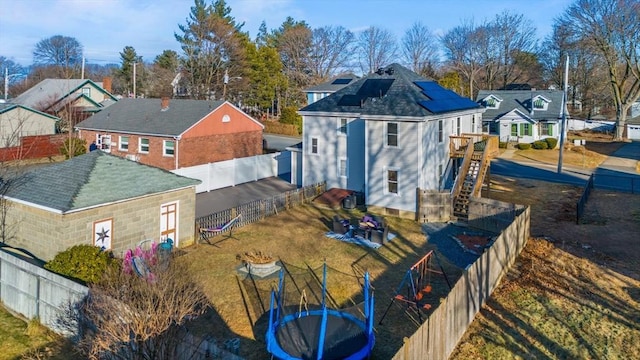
299 63 480 117
76 99 225 136
5 151 200 213
305 74 360 92
476 90 565 121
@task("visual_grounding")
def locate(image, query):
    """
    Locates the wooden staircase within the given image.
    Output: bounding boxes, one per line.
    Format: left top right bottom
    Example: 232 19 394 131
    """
453 158 481 219
449 134 497 220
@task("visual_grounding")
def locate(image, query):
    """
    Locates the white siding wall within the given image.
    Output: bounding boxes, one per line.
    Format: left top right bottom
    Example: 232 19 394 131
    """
366 120 420 213
302 116 366 191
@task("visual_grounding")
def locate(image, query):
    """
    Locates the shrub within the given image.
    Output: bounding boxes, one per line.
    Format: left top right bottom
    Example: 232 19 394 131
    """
45 245 117 284
499 141 508 149
60 137 87 159
532 140 549 150
279 106 302 134
262 121 299 136
517 143 531 150
545 137 558 149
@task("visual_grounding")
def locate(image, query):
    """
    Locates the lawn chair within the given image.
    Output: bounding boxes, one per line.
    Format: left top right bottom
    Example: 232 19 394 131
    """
200 214 242 244
332 215 351 235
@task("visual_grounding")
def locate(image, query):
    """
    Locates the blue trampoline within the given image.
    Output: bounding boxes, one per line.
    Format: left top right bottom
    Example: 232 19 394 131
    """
265 264 375 360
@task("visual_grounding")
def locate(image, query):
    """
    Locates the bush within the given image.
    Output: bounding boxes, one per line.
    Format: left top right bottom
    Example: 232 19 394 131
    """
279 106 302 134
532 140 549 150
545 137 558 149
45 245 117 284
262 121 299 136
499 141 508 149
60 137 87 159
517 143 531 150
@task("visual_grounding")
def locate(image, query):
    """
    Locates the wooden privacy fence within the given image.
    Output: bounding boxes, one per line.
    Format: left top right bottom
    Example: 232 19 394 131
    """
392 202 530 360
577 174 595 224
196 182 326 241
0 248 88 334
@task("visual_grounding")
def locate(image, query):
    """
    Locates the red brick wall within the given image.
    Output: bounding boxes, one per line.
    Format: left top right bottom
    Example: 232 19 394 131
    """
178 130 263 167
78 129 263 171
0 134 67 162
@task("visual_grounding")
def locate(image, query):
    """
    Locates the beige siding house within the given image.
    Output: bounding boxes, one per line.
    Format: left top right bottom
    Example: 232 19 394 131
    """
2 151 200 261
0 104 59 147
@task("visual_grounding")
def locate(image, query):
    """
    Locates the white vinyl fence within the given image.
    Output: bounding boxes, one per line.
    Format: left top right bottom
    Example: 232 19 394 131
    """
568 119 615 132
173 152 292 193
0 249 88 333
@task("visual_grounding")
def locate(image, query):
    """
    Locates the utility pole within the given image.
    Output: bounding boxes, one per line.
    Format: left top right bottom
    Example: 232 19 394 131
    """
81 57 85 80
4 68 7 101
557 55 569 174
133 62 137 98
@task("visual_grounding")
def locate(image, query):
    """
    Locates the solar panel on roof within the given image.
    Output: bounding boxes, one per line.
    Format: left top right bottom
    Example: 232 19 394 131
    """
332 78 352 85
338 95 364 106
358 79 394 98
418 98 479 113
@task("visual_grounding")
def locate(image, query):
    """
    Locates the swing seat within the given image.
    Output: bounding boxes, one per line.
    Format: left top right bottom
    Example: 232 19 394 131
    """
421 285 432 294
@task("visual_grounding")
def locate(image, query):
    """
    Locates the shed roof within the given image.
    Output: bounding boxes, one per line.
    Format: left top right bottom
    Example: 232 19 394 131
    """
4 151 200 213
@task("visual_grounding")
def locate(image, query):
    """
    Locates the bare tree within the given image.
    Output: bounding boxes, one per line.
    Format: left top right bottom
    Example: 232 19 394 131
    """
441 21 489 97
356 26 398 74
559 0 640 139
401 22 439 77
60 257 209 360
309 26 355 81
491 11 538 89
33 35 83 78
272 17 313 107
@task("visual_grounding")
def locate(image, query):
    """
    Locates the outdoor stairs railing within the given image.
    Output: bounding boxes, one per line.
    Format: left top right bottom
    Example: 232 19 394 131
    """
450 135 497 220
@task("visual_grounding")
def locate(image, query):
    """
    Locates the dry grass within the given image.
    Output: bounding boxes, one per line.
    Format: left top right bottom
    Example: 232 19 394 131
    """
178 204 463 359
511 131 624 169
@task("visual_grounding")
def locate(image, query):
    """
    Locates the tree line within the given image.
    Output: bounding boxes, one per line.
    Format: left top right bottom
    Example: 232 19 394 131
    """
1 0 639 139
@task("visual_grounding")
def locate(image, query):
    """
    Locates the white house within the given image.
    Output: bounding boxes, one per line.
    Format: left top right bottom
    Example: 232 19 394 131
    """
298 63 486 218
476 89 566 144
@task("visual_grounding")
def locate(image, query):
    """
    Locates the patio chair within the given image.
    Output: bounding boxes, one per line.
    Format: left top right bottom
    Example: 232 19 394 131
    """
369 226 389 245
332 215 351 235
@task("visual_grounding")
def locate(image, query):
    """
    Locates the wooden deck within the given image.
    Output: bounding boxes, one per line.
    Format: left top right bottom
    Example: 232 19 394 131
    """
313 188 354 208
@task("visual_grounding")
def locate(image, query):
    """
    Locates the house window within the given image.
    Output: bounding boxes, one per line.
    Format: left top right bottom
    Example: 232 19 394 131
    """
521 123 532 136
96 134 111 152
511 124 518 137
338 118 348 135
387 169 398 194
541 123 553 136
119 136 129 151
82 87 91 96
485 98 498 108
456 117 461 136
438 119 443 143
139 138 149 153
311 138 318 154
339 158 348 177
387 122 398 147
483 121 490 133
472 115 476 133
163 140 175 157
534 99 545 109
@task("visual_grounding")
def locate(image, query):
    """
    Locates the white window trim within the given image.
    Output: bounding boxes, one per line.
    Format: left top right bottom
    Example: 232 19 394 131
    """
139 137 149 154
386 122 399 148
338 157 348 178
385 167 400 196
97 134 111 153
338 118 348 136
310 137 319 154
163 140 175 157
119 136 129 151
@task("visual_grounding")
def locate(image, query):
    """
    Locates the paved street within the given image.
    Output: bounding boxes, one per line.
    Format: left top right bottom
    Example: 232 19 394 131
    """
491 141 640 192
263 134 302 151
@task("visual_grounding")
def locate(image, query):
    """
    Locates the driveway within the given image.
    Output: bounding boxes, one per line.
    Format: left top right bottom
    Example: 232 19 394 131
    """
195 176 297 218
263 134 302 151
592 141 640 192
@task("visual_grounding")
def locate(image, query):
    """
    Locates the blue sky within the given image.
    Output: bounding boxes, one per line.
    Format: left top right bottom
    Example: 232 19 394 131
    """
0 0 573 66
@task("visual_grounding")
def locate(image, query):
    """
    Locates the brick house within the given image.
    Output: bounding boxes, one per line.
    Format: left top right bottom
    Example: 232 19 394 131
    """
2 151 200 261
75 98 264 171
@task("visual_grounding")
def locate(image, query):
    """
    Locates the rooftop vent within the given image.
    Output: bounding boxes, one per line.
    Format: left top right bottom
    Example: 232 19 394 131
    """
376 68 385 75
386 67 394 75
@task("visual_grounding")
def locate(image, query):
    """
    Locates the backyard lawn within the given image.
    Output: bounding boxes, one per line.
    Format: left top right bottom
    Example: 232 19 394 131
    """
180 204 465 359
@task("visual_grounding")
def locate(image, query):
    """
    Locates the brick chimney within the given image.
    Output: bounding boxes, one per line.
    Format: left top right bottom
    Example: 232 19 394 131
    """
161 97 170 110
102 77 112 98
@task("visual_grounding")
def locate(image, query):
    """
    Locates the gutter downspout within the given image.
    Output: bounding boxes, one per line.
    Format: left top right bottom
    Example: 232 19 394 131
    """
174 136 181 170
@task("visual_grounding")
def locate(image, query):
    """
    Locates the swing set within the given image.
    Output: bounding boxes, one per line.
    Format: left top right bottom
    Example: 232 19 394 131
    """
379 250 452 324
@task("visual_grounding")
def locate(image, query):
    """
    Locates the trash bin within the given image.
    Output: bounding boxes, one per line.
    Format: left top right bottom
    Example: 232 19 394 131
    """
342 194 356 209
